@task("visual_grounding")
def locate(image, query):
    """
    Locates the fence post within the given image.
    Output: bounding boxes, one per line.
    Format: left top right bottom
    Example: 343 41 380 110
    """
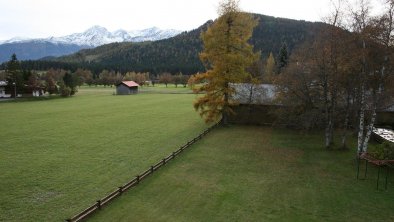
97 200 101 210
377 166 381 190
385 166 389 190
136 175 140 184
172 152 176 158
364 160 368 179
357 157 360 179
163 158 166 165
118 186 123 195
151 166 154 173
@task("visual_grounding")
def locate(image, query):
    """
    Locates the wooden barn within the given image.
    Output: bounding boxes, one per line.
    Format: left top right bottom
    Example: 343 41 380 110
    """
116 81 139 95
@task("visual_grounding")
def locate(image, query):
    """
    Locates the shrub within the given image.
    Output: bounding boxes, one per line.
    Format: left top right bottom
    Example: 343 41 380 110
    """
370 142 394 160
59 83 71 97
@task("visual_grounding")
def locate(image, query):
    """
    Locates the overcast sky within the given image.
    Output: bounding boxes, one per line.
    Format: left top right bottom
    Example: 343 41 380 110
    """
0 0 384 40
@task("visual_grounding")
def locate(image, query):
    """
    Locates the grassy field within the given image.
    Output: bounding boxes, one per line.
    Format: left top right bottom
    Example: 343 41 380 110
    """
88 126 394 222
0 87 207 221
1 87 393 221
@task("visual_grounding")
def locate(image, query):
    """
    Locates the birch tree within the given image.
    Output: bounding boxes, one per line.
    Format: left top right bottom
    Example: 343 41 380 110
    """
351 0 394 154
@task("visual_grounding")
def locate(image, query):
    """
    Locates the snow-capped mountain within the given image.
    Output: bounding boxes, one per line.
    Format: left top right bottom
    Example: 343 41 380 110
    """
0 37 32 45
0 26 182 62
126 27 182 42
1 26 182 47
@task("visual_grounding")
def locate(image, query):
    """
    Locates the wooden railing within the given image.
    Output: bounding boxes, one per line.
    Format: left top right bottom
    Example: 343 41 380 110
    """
66 121 221 222
357 152 394 190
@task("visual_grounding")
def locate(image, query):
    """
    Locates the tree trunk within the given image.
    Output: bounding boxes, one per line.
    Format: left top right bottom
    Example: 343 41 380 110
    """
357 40 367 155
323 88 335 149
341 121 349 149
357 84 366 154
341 94 351 149
362 108 376 153
222 81 229 125
325 119 333 149
323 70 332 149
362 62 385 152
248 84 254 104
328 86 337 149
223 92 229 125
247 84 254 124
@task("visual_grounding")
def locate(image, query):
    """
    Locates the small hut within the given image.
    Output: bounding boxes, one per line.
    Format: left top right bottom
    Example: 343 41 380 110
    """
116 81 139 95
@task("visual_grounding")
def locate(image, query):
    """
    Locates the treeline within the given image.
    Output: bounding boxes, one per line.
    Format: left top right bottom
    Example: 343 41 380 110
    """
273 0 394 153
1 53 196 98
67 69 191 88
2 54 80 97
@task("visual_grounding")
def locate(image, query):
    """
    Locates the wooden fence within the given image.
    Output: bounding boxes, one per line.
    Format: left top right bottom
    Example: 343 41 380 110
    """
66 121 221 222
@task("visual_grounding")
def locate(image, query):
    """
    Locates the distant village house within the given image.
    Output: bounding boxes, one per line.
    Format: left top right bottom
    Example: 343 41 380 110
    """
0 81 7 98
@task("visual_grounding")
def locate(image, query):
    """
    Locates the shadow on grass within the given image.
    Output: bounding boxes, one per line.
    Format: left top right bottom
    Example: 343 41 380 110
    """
0 95 72 103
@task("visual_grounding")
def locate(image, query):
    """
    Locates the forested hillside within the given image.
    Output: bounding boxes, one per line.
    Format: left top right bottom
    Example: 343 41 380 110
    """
0 41 85 63
13 14 326 74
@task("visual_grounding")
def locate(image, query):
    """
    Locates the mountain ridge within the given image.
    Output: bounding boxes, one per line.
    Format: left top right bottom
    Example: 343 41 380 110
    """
0 26 182 62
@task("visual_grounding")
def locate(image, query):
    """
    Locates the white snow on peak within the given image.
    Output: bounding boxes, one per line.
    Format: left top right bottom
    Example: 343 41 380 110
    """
0 36 33 44
0 26 182 47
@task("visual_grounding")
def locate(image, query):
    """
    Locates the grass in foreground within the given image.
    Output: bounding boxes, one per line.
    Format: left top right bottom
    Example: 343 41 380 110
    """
89 126 394 222
0 88 207 221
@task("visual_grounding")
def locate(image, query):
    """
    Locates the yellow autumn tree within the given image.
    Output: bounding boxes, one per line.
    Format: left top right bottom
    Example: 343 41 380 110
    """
264 52 276 83
193 0 260 124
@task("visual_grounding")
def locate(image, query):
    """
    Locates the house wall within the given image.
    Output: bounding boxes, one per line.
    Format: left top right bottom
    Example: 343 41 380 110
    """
0 87 5 97
376 112 394 129
229 104 280 125
129 87 138 94
117 84 129 95
230 104 394 129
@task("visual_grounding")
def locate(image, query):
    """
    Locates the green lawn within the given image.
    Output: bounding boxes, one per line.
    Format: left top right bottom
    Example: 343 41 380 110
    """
2 88 393 221
88 126 394 222
0 88 207 221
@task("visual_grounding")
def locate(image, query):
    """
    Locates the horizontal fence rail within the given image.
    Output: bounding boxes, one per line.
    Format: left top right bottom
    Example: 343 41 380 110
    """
66 121 221 222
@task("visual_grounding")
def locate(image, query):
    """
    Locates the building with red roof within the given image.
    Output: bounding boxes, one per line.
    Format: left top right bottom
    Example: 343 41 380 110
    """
116 81 139 95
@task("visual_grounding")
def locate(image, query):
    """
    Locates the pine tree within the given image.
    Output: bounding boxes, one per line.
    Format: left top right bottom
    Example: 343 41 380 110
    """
278 42 289 73
63 72 78 95
193 0 260 124
5 54 23 98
